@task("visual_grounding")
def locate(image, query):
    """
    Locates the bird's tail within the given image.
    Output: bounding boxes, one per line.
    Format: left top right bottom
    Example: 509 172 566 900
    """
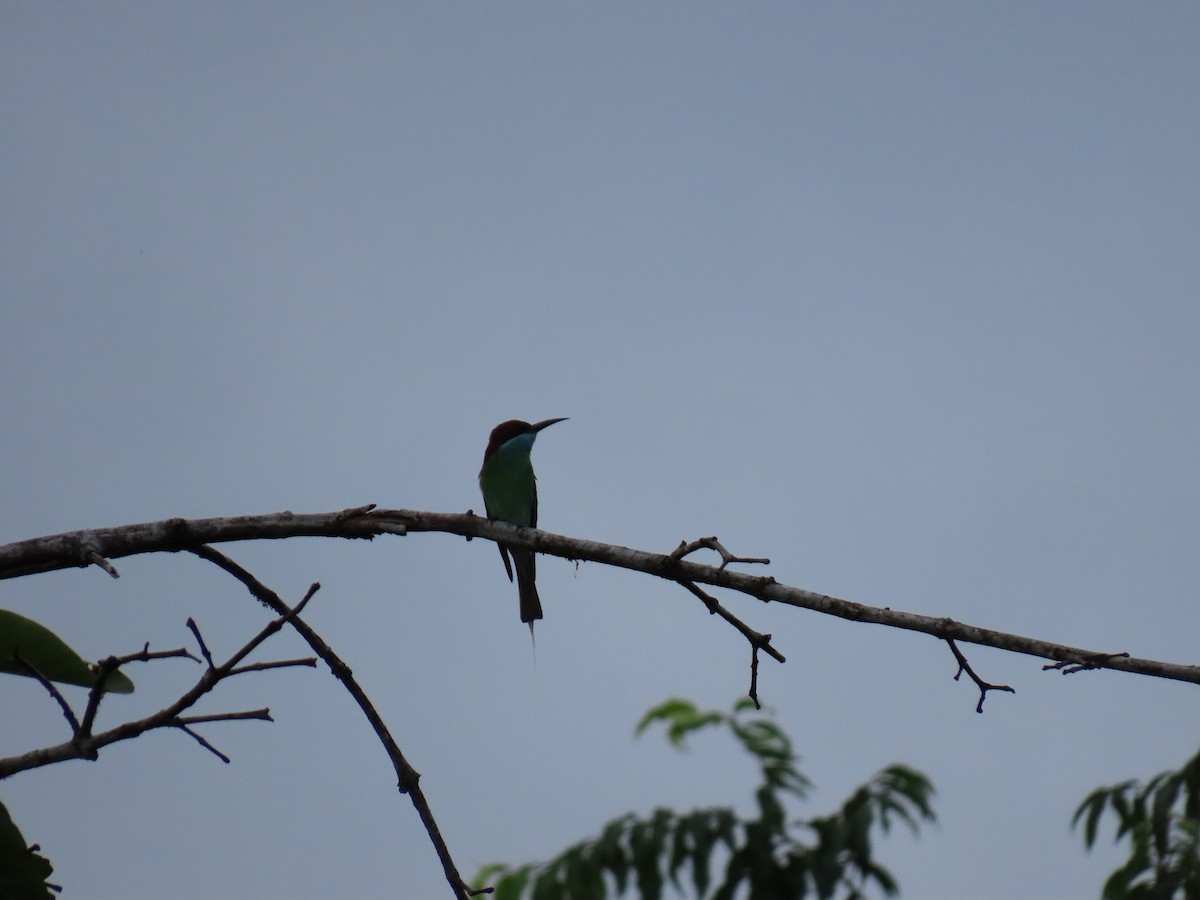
513 549 544 626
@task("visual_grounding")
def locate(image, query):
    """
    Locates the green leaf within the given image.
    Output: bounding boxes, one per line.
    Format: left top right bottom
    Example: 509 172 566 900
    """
562 846 604 900
667 810 691 892
1074 789 1111 849
807 819 844 899
595 815 631 895
635 698 696 736
473 861 510 889
0 799 55 900
860 857 899 897
732 696 760 714
635 698 724 749
1149 774 1182 859
530 865 560 900
0 609 134 694
734 720 788 763
628 816 664 900
492 864 532 900
1112 788 1134 837
1180 747 1200 820
650 807 672 850
686 810 723 898
755 784 786 833
1102 822 1152 900
868 766 935 837
714 845 750 900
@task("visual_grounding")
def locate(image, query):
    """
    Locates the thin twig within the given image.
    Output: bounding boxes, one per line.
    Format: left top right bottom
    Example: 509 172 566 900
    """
230 658 318 675
749 645 762 710
175 724 231 763
187 617 216 668
175 709 273 726
14 654 80 734
171 709 276 764
679 581 785 663
669 536 771 570
1043 651 1131 675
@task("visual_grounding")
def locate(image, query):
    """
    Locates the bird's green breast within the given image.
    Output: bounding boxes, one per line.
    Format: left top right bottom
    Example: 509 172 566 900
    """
479 446 537 525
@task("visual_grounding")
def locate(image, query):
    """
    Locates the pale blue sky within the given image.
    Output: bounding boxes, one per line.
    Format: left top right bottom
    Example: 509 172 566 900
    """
2 4 1198 898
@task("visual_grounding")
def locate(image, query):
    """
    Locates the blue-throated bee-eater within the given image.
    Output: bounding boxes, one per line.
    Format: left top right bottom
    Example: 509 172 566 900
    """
479 417 567 635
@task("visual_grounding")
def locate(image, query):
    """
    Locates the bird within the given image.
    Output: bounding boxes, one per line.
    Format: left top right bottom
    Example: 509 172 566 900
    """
478 417 567 637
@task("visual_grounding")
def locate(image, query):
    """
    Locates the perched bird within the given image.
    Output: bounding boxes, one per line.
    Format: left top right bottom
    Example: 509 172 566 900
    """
478 417 567 636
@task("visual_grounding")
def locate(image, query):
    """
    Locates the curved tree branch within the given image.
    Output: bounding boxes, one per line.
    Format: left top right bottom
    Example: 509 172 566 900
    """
187 545 484 900
1 506 1196 688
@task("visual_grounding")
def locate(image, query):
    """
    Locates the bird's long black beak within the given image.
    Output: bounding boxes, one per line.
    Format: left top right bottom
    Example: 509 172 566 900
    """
531 417 568 433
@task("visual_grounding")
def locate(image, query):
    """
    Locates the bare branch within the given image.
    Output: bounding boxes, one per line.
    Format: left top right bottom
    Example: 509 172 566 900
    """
2 509 1196 689
190 545 475 900
0 506 386 580
1 598 315 778
389 512 1193 689
80 646 199 738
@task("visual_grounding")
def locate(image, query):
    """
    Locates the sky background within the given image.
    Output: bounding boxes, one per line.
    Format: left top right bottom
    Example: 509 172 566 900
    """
2 4 1198 898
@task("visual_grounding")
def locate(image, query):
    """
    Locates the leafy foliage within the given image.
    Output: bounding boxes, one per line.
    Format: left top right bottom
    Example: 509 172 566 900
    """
0 609 133 694
0 799 56 899
1074 746 1200 899
475 697 935 899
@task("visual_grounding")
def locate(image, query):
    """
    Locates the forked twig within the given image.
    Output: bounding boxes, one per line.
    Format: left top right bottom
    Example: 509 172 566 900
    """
669 536 771 570
678 580 784 709
667 536 782 707
946 639 1015 713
